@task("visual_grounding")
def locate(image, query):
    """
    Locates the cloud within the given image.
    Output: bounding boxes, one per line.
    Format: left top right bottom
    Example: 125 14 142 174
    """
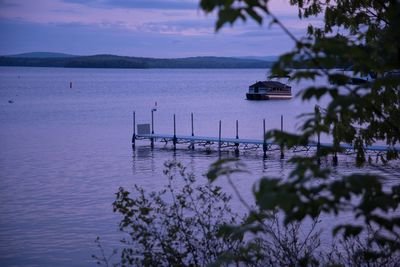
0 0 310 57
0 0 309 37
0 17 296 57
0 0 217 38
0 0 202 30
137 18 215 36
62 0 198 10
0 0 19 8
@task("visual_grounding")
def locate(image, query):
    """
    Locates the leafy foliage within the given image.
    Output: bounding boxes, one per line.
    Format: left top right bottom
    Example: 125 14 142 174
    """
98 161 400 266
97 1 400 265
200 0 400 263
111 161 242 266
98 161 387 267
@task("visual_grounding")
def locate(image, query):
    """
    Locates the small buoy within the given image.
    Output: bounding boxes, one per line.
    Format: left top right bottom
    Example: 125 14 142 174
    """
8 100 14 104
70 82 73 88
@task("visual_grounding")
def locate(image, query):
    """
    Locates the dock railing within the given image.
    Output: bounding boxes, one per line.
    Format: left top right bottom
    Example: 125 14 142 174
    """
131 111 400 162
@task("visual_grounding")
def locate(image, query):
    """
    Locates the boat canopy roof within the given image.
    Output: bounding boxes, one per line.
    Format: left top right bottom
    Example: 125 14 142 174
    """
250 81 289 88
267 75 291 79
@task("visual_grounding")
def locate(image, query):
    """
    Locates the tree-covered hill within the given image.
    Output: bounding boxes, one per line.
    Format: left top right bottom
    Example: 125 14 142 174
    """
0 54 274 69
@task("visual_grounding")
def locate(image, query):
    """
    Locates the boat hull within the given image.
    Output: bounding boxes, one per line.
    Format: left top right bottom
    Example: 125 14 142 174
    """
246 93 292 100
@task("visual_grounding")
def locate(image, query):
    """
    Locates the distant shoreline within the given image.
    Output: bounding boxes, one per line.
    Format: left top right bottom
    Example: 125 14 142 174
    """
0 54 275 69
0 66 273 70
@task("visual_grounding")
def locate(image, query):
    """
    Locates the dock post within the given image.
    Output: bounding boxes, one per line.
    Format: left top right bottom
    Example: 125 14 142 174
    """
133 111 136 147
316 105 321 165
317 131 321 165
263 119 267 157
218 120 222 152
191 113 194 136
173 114 177 150
235 120 239 155
190 113 194 150
332 121 338 166
333 152 338 166
151 109 154 148
280 115 284 159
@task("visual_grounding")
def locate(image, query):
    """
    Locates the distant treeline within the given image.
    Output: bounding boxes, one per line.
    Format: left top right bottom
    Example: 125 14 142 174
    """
0 55 274 69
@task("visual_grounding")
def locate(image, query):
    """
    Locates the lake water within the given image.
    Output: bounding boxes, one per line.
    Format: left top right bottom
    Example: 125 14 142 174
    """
0 67 398 266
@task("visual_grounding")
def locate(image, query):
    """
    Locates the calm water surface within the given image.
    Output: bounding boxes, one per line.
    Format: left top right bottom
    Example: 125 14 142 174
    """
0 67 398 266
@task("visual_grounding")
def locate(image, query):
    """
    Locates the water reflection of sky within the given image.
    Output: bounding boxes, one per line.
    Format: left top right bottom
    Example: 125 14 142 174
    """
0 67 398 266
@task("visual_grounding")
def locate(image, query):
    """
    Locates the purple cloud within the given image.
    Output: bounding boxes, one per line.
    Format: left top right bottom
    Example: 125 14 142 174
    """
0 0 308 57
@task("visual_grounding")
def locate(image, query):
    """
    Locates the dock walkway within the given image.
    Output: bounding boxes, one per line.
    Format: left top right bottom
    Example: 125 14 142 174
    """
135 133 399 152
131 112 400 161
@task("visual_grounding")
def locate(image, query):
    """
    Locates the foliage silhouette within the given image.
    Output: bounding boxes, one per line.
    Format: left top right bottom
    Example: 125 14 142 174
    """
200 0 400 264
96 161 400 266
97 1 400 265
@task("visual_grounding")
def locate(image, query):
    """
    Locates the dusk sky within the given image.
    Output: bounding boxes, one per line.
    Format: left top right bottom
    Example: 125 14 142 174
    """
0 0 317 58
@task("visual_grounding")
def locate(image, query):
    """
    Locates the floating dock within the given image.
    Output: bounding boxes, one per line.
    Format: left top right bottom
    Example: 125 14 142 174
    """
131 112 400 163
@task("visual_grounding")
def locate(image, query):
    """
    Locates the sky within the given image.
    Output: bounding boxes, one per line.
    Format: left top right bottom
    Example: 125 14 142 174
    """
0 0 316 58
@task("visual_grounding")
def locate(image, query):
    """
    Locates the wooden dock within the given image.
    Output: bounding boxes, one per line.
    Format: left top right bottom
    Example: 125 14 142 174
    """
131 112 400 161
